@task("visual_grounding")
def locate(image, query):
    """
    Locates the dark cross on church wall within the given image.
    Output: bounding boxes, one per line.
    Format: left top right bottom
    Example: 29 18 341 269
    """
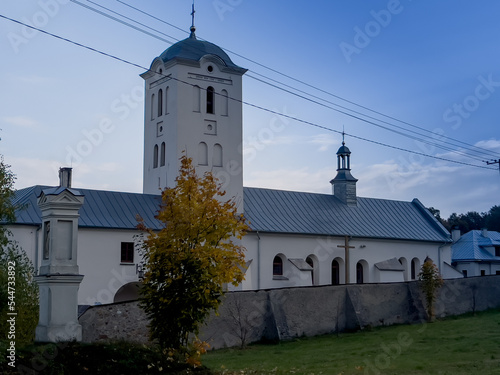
337 235 354 284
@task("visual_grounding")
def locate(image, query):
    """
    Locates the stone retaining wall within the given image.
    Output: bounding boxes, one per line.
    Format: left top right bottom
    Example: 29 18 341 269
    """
79 275 500 348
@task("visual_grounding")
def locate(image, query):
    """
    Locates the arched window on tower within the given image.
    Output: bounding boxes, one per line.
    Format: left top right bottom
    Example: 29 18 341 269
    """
151 93 155 120
165 86 169 114
193 85 200 112
213 144 223 167
221 89 228 116
153 144 159 169
160 142 165 167
158 89 163 117
206 86 214 114
198 142 208 166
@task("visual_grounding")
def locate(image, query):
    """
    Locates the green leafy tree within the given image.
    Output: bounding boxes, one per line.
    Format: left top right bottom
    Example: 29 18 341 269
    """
137 155 247 362
0 156 39 346
485 205 500 232
418 258 444 322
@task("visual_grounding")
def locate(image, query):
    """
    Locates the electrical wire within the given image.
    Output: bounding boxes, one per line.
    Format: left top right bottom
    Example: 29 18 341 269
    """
0 13 496 172
113 0 500 161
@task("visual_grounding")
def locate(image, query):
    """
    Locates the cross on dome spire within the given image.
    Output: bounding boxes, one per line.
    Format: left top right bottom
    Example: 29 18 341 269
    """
190 1 196 38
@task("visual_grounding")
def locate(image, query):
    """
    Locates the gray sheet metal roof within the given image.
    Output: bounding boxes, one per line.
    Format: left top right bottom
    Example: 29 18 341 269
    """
11 186 162 230
10 185 450 242
243 187 450 242
452 230 500 261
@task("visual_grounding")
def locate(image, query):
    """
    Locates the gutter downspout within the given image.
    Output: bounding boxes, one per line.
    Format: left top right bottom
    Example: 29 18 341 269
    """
256 231 261 290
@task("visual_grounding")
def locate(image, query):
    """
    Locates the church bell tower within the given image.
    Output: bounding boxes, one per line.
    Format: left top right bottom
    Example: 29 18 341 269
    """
141 18 247 206
330 137 358 206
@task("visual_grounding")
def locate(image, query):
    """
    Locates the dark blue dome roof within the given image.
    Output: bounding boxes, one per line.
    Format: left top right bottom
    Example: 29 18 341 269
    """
159 34 240 69
337 144 351 155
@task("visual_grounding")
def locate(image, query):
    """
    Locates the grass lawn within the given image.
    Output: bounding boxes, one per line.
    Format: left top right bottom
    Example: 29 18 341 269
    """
204 309 500 375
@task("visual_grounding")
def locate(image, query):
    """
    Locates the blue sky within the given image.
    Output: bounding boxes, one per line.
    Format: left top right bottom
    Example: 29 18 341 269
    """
1 0 499 218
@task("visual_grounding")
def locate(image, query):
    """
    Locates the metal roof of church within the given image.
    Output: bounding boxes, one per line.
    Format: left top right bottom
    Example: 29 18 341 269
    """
10 185 450 242
243 187 450 242
452 230 500 261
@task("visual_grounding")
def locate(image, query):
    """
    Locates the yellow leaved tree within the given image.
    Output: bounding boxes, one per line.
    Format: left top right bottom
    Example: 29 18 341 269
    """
137 154 247 361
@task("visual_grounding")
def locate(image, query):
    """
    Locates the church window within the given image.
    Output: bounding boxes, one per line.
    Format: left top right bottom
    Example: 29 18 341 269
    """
481 270 486 276
151 93 155 120
193 85 201 112
160 142 165 167
198 142 208 166
463 270 468 277
356 262 364 284
411 258 419 280
221 89 228 116
331 259 340 285
158 89 163 117
121 242 134 263
165 86 169 114
153 144 159 168
306 256 317 286
273 256 283 276
206 86 215 114
213 144 223 167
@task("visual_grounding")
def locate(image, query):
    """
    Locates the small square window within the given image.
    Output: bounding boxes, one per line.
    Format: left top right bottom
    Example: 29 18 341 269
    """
121 242 134 263
481 270 486 276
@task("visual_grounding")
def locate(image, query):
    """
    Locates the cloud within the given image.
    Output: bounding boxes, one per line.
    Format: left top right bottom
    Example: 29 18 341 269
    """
245 167 333 194
307 133 339 152
15 75 50 85
2 116 40 129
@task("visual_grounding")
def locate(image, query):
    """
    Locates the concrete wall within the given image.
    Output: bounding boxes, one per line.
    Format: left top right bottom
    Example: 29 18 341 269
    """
79 275 500 349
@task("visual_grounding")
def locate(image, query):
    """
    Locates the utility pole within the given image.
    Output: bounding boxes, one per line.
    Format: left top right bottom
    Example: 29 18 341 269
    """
485 159 500 173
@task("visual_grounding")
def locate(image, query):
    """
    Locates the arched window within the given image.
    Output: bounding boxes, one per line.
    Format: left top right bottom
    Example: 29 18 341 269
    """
332 259 340 285
221 89 228 116
273 256 283 276
306 255 317 286
153 144 159 168
198 142 208 166
356 262 364 284
206 86 214 114
165 86 169 114
193 86 200 112
151 93 155 120
213 144 223 167
160 142 165 167
158 89 163 117
411 258 420 280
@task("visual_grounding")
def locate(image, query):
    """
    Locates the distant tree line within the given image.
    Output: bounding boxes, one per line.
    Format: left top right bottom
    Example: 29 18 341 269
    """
428 205 500 233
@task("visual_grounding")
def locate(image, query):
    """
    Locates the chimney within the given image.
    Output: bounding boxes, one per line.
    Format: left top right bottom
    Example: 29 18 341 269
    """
59 167 72 188
451 227 461 242
482 228 488 237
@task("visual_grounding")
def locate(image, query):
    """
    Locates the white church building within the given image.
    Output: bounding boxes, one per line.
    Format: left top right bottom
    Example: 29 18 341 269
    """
8 25 462 306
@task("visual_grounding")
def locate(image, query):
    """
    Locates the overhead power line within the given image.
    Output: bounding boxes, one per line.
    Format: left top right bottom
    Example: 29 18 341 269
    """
111 0 500 161
0 14 497 172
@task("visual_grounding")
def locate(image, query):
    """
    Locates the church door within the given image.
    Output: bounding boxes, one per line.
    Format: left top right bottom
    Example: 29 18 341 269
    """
331 260 340 285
